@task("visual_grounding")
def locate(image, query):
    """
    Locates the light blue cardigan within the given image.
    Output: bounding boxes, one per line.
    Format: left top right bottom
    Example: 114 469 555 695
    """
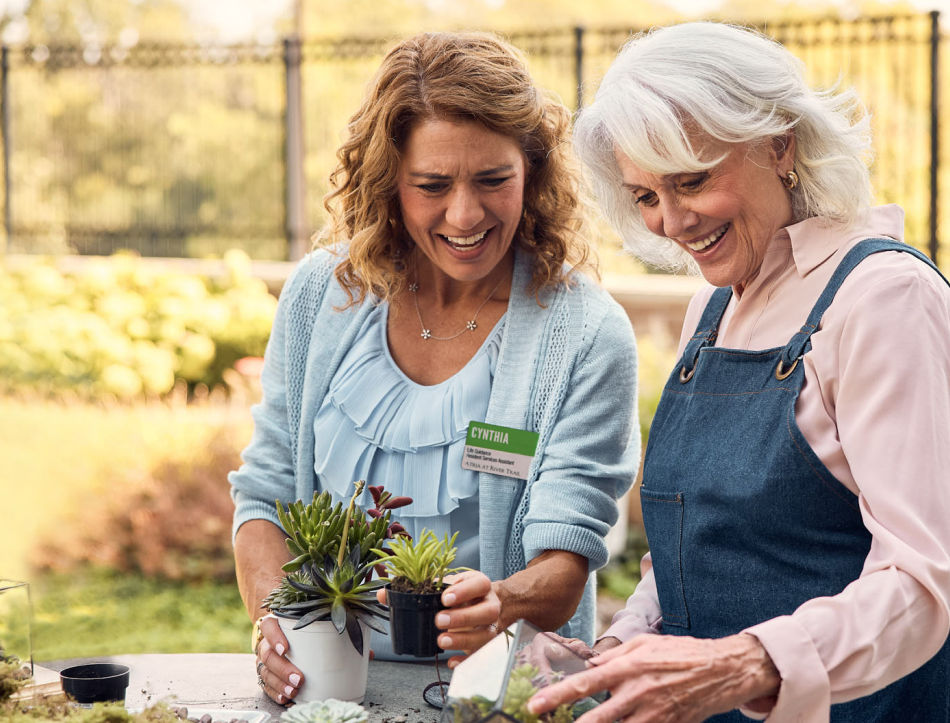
229 247 640 643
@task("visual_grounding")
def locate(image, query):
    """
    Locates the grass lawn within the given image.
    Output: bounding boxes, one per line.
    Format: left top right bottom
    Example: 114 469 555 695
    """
1 396 252 661
29 571 249 662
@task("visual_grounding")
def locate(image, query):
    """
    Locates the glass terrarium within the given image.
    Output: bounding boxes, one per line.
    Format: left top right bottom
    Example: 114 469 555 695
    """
439 619 602 723
0 580 33 678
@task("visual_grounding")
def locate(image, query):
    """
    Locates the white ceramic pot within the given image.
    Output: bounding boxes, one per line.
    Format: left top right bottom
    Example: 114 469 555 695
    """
277 617 370 703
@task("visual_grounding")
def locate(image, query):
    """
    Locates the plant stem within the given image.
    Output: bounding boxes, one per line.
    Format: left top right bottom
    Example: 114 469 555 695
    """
338 479 366 568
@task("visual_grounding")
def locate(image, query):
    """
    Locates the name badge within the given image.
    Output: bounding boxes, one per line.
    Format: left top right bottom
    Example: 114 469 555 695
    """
461 421 539 480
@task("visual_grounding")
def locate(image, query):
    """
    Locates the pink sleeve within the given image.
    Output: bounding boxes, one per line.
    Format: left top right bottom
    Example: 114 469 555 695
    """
598 553 663 642
744 258 950 719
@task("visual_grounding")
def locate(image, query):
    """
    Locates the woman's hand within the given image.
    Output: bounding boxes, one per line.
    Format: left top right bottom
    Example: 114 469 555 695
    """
254 615 302 705
433 570 503 666
527 632 780 723
518 632 598 683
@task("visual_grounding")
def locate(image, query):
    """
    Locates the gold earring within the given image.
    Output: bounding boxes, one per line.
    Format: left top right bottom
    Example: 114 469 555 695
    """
783 170 799 190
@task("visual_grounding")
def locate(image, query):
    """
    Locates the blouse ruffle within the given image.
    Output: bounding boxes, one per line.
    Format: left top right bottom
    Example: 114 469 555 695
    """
313 304 504 539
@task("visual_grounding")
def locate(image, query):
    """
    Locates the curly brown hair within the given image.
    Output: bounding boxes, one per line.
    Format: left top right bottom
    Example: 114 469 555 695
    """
319 30 592 306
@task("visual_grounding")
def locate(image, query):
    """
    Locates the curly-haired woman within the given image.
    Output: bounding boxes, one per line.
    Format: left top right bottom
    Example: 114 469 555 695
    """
229 31 640 705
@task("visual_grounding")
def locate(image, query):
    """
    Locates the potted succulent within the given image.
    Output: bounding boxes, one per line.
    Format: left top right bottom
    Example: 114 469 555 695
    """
373 529 466 658
263 481 410 703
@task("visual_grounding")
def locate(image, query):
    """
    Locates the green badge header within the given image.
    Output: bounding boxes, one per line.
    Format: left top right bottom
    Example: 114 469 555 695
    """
465 421 539 456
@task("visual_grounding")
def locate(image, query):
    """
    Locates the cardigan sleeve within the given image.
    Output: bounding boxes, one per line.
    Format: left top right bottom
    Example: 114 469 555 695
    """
228 256 313 539
520 299 640 572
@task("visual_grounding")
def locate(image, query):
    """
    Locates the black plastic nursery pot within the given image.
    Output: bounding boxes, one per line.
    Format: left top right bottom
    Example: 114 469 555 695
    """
60 663 130 704
387 584 445 657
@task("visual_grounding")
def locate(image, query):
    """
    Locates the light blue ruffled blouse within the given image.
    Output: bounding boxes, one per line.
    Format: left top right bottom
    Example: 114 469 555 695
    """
313 303 507 575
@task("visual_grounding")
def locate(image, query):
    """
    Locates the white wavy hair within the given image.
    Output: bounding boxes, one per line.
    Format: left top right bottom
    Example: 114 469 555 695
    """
573 21 873 271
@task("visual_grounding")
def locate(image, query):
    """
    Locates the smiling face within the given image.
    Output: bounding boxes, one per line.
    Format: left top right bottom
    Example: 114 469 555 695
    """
615 137 796 290
397 118 526 286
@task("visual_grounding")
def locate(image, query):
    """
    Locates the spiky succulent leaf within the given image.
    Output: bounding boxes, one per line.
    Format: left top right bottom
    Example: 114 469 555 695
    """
353 610 389 635
330 598 347 634
345 614 365 656
295 606 333 629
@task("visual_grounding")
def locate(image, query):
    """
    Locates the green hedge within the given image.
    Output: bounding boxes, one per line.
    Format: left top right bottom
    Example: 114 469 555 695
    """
0 251 276 399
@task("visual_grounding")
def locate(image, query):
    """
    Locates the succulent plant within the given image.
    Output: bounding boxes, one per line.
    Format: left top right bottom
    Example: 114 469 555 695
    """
373 528 467 594
449 664 577 723
280 698 368 723
263 481 410 655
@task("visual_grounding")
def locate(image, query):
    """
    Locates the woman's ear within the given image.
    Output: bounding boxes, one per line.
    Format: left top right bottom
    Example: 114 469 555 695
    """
771 132 797 176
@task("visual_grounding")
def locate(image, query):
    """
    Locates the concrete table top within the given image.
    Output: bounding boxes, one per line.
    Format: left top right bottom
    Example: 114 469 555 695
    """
44 653 451 723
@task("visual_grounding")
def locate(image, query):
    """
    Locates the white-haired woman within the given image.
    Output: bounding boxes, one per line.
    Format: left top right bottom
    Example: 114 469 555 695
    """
528 21 950 723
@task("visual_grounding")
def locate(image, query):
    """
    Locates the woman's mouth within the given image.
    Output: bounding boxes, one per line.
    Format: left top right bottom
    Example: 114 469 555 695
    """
685 223 730 252
440 229 488 251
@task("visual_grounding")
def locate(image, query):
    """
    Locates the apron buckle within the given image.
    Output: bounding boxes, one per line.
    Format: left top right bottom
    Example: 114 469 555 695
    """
775 357 800 380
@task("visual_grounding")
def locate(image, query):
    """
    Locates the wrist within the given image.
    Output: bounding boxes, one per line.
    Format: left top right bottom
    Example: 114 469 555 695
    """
735 633 781 702
251 615 266 654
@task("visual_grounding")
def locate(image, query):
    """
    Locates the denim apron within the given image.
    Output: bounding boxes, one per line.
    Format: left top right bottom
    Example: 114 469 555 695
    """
640 239 950 722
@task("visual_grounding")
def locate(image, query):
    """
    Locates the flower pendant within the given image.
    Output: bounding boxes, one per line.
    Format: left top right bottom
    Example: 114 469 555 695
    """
465 320 477 331
421 329 432 340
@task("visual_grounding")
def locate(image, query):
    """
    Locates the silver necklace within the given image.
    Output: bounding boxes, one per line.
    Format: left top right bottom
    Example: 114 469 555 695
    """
410 275 506 341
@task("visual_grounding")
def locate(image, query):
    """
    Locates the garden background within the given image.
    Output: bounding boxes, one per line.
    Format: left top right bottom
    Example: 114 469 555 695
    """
0 0 946 663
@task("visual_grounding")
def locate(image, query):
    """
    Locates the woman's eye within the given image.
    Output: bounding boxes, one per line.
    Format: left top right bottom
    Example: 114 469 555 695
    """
677 174 707 191
481 176 510 188
416 183 447 193
634 191 658 207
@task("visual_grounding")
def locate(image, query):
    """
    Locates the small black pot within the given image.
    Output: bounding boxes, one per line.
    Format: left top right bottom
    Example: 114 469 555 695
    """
60 663 130 704
387 584 445 657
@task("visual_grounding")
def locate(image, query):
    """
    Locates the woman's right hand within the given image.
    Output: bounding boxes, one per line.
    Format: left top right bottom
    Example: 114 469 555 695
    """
255 615 303 705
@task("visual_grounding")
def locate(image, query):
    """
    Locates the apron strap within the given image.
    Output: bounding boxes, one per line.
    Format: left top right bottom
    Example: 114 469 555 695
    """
779 238 948 365
681 285 732 375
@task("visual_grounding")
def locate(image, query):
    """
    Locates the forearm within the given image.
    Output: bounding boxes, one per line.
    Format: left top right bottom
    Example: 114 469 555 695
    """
234 519 293 621
494 549 588 631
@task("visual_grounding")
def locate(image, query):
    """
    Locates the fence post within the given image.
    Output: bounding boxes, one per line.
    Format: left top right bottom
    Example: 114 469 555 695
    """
574 26 585 111
1 45 10 255
928 10 940 266
283 36 308 262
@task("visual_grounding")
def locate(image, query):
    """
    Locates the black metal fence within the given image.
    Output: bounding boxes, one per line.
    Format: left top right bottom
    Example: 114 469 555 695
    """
0 12 944 268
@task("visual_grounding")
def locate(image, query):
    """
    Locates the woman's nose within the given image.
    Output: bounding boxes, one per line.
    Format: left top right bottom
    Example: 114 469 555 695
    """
660 200 700 239
445 186 485 231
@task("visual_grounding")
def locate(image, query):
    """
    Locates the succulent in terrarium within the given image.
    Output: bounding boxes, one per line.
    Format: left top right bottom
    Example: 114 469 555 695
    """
449 664 576 723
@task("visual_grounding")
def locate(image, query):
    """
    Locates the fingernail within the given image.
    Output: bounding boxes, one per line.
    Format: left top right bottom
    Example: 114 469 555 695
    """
289 673 301 686
439 635 453 648
447 659 458 669
284 685 294 696
527 697 544 714
275 643 285 656
443 592 456 606
435 613 450 627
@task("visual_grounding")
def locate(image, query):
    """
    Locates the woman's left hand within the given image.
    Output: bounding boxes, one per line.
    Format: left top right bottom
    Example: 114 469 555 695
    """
526 632 780 723
433 570 503 666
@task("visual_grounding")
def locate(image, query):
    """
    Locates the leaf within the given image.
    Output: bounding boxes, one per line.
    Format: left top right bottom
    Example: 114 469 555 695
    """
354 610 388 635
295 606 333 628
345 614 365 656
331 598 347 634
277 599 324 612
281 552 310 573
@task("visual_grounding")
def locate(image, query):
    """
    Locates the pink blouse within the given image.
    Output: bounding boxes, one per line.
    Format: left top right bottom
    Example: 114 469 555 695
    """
603 205 950 721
